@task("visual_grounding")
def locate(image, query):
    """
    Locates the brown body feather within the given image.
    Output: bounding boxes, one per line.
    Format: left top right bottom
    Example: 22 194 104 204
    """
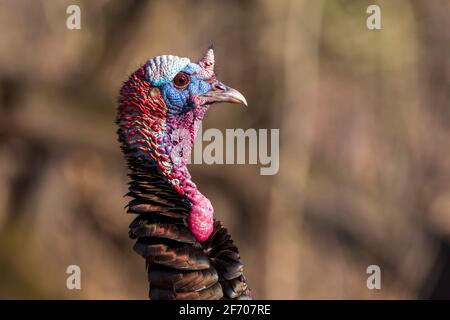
122 142 252 300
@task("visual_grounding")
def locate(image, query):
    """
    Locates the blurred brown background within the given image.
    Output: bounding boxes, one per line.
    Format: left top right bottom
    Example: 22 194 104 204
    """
0 0 450 299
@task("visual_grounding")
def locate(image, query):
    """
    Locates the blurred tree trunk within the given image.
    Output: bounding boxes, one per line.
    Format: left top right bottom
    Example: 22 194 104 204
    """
411 0 450 299
262 0 324 299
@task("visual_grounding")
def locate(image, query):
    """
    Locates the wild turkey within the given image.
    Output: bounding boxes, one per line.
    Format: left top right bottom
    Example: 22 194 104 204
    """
116 48 252 299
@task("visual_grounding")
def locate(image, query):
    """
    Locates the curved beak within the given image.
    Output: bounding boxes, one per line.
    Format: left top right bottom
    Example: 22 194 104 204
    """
199 82 247 107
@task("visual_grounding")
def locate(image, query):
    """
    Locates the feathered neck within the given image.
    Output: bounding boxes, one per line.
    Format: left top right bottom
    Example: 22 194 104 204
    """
116 66 214 242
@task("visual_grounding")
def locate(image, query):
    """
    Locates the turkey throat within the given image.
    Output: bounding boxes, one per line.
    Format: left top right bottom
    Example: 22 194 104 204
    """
164 104 214 243
117 70 214 243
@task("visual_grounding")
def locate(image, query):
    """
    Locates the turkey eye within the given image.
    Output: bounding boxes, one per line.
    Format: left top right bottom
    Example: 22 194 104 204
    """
173 72 190 88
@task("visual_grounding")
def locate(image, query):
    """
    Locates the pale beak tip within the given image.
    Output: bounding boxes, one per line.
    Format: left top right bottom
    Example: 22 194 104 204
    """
241 96 248 107
233 89 248 107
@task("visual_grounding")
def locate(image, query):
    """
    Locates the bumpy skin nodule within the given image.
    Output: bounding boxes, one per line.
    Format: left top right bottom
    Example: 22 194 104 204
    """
116 52 252 300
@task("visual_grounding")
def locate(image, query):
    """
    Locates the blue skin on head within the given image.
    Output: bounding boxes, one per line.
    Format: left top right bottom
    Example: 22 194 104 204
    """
159 63 212 115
